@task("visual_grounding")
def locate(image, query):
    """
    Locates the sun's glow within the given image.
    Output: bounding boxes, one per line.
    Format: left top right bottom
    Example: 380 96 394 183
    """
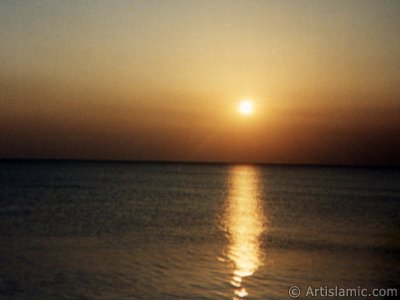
239 100 253 115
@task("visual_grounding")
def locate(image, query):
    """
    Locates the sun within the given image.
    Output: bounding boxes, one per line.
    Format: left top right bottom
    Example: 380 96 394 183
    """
239 100 253 115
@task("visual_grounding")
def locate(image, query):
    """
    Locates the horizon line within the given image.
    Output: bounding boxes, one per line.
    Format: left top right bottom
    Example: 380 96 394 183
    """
0 157 398 169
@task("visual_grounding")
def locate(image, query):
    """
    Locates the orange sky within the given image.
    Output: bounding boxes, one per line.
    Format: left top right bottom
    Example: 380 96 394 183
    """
1 1 399 165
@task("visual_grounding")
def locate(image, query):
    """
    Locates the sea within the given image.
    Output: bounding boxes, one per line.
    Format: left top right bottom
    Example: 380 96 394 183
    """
0 160 399 299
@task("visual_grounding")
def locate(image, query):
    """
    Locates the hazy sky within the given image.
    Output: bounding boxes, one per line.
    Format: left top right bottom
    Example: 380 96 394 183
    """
1 0 399 165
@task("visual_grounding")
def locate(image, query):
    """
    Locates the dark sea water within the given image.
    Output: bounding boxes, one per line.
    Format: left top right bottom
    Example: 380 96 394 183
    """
0 161 399 299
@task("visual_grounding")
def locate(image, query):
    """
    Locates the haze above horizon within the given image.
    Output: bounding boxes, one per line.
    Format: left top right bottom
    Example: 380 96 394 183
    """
1 0 399 166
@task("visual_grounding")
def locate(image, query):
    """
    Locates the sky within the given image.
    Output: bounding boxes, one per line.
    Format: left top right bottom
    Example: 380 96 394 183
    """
1 0 399 165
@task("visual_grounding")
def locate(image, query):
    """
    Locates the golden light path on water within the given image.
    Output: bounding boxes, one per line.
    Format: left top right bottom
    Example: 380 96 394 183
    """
224 166 266 299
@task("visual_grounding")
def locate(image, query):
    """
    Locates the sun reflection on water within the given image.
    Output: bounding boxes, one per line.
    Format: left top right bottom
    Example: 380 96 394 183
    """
224 166 265 299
